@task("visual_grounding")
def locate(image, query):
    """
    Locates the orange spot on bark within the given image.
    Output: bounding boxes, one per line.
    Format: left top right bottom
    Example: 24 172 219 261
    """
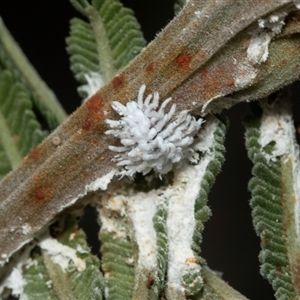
112 75 125 89
293 196 297 204
146 63 155 73
34 176 40 182
176 54 192 69
86 94 103 111
28 147 39 159
35 189 46 200
82 94 104 130
226 78 235 86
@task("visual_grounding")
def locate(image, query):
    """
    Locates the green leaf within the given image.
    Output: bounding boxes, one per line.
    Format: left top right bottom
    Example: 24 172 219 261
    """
245 93 300 299
23 217 105 300
0 68 47 178
97 194 135 300
150 205 168 297
67 0 146 98
22 249 59 300
100 232 135 300
182 116 227 297
0 19 67 129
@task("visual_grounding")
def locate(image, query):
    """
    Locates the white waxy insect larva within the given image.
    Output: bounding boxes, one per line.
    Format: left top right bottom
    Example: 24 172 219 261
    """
105 84 204 177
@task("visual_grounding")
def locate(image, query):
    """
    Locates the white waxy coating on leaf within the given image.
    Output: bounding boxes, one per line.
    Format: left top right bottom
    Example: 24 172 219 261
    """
0 245 33 297
259 99 300 241
247 8 291 64
233 62 258 90
39 236 86 272
105 84 204 177
247 32 272 64
98 193 128 239
165 118 218 294
127 191 161 271
79 71 104 101
0 266 26 297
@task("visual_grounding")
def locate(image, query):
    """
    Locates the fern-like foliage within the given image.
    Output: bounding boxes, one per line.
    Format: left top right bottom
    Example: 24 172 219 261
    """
192 118 226 256
22 216 105 299
245 95 300 299
0 67 47 178
189 117 226 294
151 205 168 298
0 20 67 129
22 251 59 300
67 19 99 85
97 192 135 300
100 232 135 300
67 0 146 98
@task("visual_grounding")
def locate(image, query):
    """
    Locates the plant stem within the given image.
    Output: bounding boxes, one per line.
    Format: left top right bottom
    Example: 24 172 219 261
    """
0 110 22 169
201 267 249 300
85 4 117 82
0 18 67 126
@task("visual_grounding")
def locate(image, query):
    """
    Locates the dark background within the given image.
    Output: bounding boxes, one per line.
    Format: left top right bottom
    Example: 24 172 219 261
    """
1 1 300 299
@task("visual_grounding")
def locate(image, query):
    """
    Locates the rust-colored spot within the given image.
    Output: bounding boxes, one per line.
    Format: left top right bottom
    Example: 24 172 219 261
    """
146 275 155 289
145 62 155 73
82 94 104 130
293 196 297 204
34 176 40 182
112 75 125 89
86 94 103 111
28 147 39 159
92 140 98 147
191 83 197 89
35 189 46 200
226 78 235 86
176 54 192 69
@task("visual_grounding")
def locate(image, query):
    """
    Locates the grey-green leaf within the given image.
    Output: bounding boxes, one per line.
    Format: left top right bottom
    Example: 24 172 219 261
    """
22 217 105 300
22 250 59 300
245 94 300 299
0 19 67 129
0 69 47 178
67 0 146 98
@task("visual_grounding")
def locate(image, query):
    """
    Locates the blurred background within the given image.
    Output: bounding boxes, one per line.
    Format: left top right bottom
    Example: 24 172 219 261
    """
1 1 300 299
